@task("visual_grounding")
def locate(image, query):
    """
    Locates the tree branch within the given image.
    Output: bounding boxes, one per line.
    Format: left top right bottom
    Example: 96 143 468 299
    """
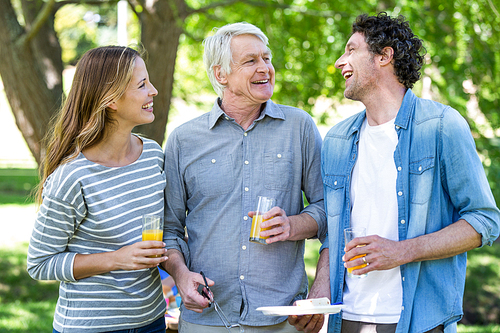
17 0 57 48
54 0 120 11
243 0 338 17
487 0 500 18
188 0 339 18
125 0 141 19
127 0 160 25
188 0 242 15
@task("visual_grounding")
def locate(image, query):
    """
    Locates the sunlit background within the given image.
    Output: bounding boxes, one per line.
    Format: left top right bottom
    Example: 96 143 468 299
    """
1 1 499 331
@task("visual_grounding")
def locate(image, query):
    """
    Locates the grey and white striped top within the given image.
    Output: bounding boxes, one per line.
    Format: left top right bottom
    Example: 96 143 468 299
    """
27 136 167 333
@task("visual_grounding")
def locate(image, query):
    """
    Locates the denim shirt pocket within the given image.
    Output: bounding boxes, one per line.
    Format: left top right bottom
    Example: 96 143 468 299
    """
264 150 293 191
194 154 235 196
409 156 435 204
323 175 346 217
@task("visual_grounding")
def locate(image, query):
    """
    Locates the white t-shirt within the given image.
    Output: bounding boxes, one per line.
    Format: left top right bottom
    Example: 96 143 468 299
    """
342 117 403 324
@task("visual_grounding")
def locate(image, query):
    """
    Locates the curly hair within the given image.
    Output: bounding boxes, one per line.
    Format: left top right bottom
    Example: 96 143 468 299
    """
353 12 426 89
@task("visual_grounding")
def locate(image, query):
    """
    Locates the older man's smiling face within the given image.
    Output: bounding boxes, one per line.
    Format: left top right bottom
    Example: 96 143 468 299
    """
220 34 275 109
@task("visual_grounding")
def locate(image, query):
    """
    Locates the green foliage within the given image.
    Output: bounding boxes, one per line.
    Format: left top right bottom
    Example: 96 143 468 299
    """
54 3 141 65
175 1 500 201
178 0 386 119
462 243 500 325
55 5 99 65
304 239 321 287
402 0 500 204
48 1 500 205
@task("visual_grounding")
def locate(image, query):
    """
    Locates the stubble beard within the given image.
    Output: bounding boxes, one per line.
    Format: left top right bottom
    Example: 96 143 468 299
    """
344 79 362 102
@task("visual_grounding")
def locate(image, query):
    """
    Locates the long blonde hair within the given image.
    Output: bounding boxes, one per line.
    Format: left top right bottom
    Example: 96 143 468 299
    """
36 46 141 204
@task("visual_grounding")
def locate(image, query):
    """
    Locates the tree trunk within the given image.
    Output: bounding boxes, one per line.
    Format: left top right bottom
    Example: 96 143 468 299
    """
132 0 187 147
0 0 63 165
21 0 64 105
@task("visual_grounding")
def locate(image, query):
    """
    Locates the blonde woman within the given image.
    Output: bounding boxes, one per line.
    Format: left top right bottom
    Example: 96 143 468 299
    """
27 46 168 333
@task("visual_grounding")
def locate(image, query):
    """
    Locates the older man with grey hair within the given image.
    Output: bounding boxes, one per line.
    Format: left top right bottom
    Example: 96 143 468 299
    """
162 22 326 332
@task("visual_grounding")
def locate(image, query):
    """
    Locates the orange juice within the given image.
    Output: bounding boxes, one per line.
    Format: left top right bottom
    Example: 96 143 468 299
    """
346 244 367 276
142 229 163 257
142 229 163 241
249 215 271 244
346 254 368 274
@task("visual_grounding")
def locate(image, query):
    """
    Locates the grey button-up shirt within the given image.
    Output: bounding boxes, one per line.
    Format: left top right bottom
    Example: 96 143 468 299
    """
164 99 326 327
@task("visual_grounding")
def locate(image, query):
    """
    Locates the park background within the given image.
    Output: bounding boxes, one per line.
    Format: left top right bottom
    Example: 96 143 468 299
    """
0 0 499 332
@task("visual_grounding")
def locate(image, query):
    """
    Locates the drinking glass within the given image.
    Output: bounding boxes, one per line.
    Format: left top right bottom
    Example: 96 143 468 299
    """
344 227 367 278
249 196 276 244
142 214 164 258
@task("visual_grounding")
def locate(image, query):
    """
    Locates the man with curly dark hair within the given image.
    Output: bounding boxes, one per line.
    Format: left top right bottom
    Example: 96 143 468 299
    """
289 12 499 333
352 13 425 90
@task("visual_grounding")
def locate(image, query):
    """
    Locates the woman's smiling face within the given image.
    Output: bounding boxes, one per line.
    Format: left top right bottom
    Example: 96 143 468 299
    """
109 57 158 129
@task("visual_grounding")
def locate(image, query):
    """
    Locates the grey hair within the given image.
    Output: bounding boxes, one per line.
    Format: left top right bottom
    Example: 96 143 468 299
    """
203 22 270 98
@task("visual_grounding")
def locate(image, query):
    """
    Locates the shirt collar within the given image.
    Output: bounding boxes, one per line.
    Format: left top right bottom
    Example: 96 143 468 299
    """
208 98 285 130
348 110 367 137
394 88 416 130
348 88 416 135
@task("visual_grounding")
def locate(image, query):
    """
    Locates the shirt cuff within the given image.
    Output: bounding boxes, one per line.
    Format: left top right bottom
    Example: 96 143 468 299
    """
164 236 191 267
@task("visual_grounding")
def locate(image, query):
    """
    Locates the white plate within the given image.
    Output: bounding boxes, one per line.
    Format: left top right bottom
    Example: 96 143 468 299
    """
256 304 344 316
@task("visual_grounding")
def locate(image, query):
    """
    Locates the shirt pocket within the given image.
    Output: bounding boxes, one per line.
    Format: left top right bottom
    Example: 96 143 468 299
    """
194 154 235 196
264 150 293 191
409 156 435 204
323 175 345 217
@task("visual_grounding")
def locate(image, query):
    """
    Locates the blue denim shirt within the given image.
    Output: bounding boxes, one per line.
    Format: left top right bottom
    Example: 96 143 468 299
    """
164 99 326 327
321 89 499 333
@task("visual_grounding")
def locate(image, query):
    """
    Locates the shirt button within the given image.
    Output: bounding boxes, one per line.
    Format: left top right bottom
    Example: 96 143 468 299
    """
402 306 404 311
396 125 401 129
402 277 405 282
401 220 405 224
242 245 247 250
225 116 229 120
277 154 282 158
244 132 248 136
245 161 249 165
243 216 248 221
397 166 402 171
240 275 245 280
334 181 337 185
211 159 216 163
418 166 422 171
245 187 249 192
398 191 403 196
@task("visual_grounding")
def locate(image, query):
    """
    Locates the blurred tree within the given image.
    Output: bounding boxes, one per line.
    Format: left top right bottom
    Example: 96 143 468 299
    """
0 0 62 166
0 0 499 207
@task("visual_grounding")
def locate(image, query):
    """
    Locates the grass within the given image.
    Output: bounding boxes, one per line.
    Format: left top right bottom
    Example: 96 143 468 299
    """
0 169 38 205
0 243 58 332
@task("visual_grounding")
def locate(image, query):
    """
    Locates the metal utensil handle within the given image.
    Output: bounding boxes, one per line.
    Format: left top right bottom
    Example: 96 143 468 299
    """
213 300 241 331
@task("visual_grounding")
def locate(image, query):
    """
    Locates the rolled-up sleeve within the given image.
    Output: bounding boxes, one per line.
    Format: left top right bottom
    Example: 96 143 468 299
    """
441 108 500 246
300 117 327 242
164 131 191 266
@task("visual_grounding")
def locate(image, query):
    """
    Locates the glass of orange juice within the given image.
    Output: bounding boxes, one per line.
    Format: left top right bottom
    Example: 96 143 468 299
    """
344 227 367 278
249 196 276 244
142 214 164 258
